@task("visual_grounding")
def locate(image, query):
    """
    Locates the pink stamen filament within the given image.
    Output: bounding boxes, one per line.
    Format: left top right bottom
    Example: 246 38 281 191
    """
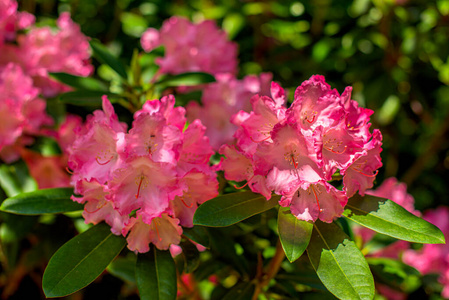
291 155 299 169
153 219 162 241
306 114 316 124
180 197 194 208
85 202 107 213
249 134 271 143
135 176 144 199
353 168 379 177
65 167 74 174
96 155 114 165
325 145 347 155
234 175 255 189
311 185 322 212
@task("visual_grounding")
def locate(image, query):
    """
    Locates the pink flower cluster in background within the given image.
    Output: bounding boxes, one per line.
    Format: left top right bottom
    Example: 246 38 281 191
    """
141 16 238 76
403 207 449 298
0 0 93 166
220 75 383 223
68 96 218 253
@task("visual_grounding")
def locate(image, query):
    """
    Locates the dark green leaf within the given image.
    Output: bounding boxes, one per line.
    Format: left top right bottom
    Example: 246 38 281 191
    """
155 72 215 89
278 207 313 262
193 191 279 227
42 223 126 297
59 90 120 106
343 194 445 244
222 282 255 300
182 225 210 248
90 40 128 79
367 257 421 293
136 248 177 300
307 221 374 300
179 241 200 273
50 72 107 91
107 256 136 284
0 162 37 197
0 188 83 215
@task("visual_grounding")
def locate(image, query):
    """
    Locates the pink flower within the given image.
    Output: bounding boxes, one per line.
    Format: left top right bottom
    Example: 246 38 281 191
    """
187 73 272 150
68 96 218 253
221 75 382 223
141 16 238 76
0 0 34 45
0 63 53 162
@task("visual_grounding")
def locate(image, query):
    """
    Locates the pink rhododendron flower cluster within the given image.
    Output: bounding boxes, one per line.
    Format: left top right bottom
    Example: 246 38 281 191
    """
403 207 449 298
186 73 272 150
220 75 383 223
0 63 53 162
68 96 218 253
0 0 34 45
141 16 238 76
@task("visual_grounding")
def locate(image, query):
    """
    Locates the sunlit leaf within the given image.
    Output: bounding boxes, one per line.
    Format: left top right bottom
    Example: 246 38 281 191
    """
343 194 445 244
90 40 128 79
278 207 313 262
50 72 107 91
155 72 215 89
307 221 374 300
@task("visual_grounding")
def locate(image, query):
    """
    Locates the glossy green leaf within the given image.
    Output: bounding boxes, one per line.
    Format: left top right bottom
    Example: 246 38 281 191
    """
90 40 128 79
42 223 126 297
182 225 210 248
307 221 374 300
50 72 107 91
278 207 313 262
0 188 83 215
59 90 120 106
155 72 215 88
136 248 177 300
343 194 445 244
193 191 280 227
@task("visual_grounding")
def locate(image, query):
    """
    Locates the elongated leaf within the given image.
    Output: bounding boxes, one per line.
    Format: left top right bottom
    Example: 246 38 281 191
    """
193 191 279 227
307 221 374 300
59 90 119 106
136 248 177 300
155 72 215 88
0 188 82 215
0 162 37 197
278 207 313 262
182 226 210 248
90 40 128 79
343 194 445 244
43 223 126 297
50 72 107 91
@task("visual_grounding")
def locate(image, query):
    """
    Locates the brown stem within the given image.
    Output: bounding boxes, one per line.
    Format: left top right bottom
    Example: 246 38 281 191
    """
251 240 285 300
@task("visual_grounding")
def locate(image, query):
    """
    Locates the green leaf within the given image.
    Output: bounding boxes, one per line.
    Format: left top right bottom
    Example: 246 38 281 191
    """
367 257 421 293
42 223 126 297
343 194 445 244
278 207 313 262
0 162 37 197
136 248 177 300
182 225 210 248
90 40 128 79
49 72 107 91
0 188 82 215
107 256 136 284
193 191 279 227
155 72 215 89
59 90 120 106
307 221 374 300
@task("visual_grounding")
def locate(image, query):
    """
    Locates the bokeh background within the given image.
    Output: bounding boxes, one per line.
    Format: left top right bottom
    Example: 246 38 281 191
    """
3 0 449 298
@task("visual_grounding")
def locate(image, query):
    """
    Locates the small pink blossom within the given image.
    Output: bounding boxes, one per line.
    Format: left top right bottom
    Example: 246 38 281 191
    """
0 0 34 45
141 17 238 76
